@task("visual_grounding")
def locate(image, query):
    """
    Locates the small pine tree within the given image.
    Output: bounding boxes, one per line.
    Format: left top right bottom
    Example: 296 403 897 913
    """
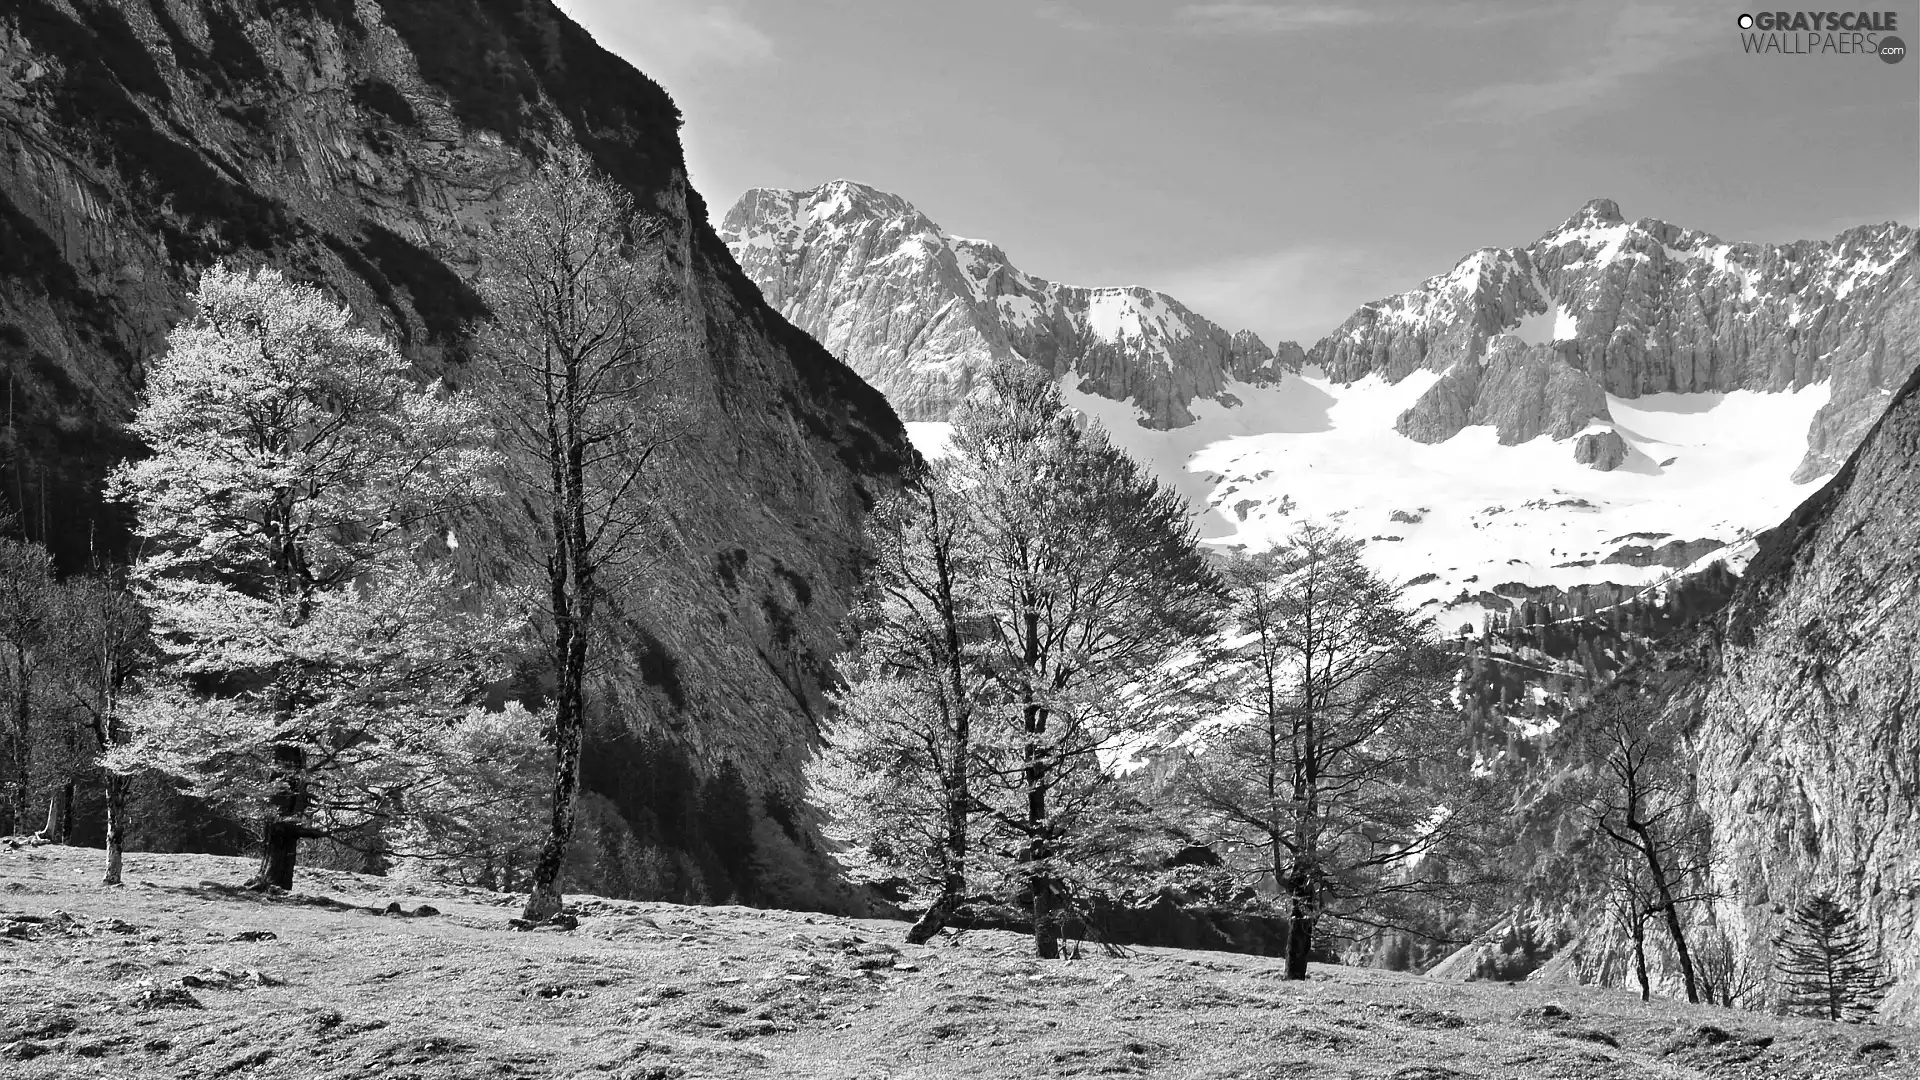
1776 895 1893 1022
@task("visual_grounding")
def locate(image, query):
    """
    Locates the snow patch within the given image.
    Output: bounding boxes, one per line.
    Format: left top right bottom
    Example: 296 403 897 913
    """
904 422 956 458
1064 371 1832 624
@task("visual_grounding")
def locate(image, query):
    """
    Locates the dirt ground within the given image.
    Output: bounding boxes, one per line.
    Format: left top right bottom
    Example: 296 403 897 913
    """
2 842 1915 1079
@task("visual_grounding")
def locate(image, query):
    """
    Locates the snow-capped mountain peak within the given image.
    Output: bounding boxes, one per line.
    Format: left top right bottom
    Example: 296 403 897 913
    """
723 184 1916 641
721 181 1301 427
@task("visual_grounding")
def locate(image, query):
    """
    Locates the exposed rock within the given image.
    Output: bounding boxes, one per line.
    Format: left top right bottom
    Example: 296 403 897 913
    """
178 967 278 990
0 0 906 902
1312 200 1917 477
1572 430 1627 470
721 181 1304 427
1675 362 1920 1017
1600 537 1723 568
1396 338 1609 445
124 980 202 1010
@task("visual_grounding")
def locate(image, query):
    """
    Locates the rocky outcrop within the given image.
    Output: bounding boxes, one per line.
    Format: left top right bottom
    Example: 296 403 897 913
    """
1394 336 1610 445
0 0 907 901
721 181 1303 427
1314 198 1917 478
1674 362 1920 1015
1600 537 1723 569
1572 430 1627 471
1479 367 1920 1007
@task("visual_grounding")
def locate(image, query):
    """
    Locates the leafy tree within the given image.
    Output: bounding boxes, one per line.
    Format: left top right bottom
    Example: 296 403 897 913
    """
0 533 56 835
105 263 504 890
1176 526 1458 979
474 148 690 923
947 362 1219 958
812 464 993 942
1776 895 1892 1022
387 702 550 890
819 364 1218 957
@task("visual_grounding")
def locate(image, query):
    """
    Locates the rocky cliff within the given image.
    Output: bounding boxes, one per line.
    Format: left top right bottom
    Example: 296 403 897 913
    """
1314 199 1918 479
0 0 908 905
1677 360 1920 1015
1434 365 1920 1013
720 180 1301 427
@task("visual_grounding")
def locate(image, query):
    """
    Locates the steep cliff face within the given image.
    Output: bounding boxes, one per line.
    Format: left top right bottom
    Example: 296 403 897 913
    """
0 0 908 899
1677 362 1920 1014
1314 199 1918 479
1435 366 1920 1006
720 180 1301 427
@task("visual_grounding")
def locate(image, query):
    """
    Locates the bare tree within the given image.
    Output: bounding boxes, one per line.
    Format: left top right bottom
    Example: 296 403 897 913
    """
49 574 149 884
947 362 1219 958
1604 847 1654 1002
1178 525 1456 979
1695 919 1767 1011
1585 697 1715 1004
813 463 994 943
475 148 690 924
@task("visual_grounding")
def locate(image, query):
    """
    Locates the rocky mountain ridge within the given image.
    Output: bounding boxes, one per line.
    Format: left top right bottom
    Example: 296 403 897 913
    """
722 182 1915 656
0 0 907 907
1421 361 1920 1018
721 180 1299 428
1320 199 1917 481
1678 359 1920 1017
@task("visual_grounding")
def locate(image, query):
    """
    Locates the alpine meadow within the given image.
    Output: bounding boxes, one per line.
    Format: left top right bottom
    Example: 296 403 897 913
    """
1 2 1917 1078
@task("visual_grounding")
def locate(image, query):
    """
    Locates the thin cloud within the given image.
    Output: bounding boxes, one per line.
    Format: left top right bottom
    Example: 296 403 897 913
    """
1153 245 1436 349
1178 3 1381 34
556 0 774 79
1033 2 1114 33
1451 3 1712 120
1176 1 1548 35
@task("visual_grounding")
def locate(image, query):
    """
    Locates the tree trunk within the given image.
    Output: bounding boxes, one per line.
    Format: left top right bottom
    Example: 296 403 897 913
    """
102 772 128 886
1632 822 1701 1004
522 383 597 926
1031 850 1060 960
522 642 585 923
251 743 309 891
39 781 73 842
906 889 956 945
1630 916 1650 1002
907 717 972 945
911 543 973 947
1284 857 1315 979
1023 703 1058 959
0 732 11 836
906 842 964 944
256 818 299 891
1283 710 1320 979
1024 713 1058 959
10 653 29 834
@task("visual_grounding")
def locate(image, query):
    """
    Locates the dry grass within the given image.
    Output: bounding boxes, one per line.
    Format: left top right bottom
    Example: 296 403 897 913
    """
1 842 1915 1079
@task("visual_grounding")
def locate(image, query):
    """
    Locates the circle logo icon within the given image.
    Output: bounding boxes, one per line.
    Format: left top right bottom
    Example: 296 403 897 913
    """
1882 35 1907 63
1737 13 1754 29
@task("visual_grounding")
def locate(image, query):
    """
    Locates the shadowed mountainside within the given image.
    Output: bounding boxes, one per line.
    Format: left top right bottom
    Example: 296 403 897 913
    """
0 0 908 907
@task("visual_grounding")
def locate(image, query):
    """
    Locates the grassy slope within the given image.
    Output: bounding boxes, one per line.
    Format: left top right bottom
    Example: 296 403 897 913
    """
1 845 1913 1079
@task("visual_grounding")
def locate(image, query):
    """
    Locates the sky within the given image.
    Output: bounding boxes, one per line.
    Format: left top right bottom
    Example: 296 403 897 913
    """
556 0 1919 348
